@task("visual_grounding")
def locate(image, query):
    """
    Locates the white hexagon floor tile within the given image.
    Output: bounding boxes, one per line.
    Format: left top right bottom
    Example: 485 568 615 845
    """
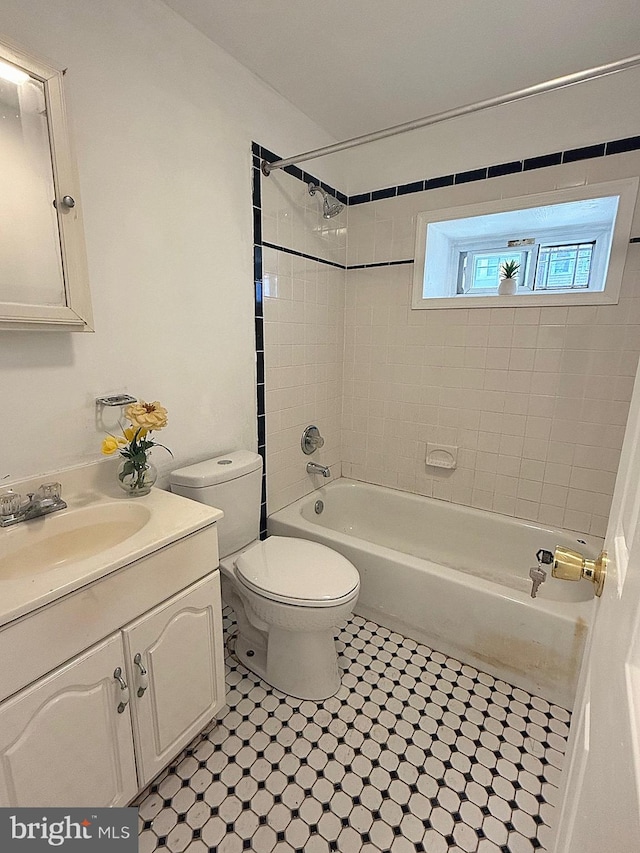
134 608 568 853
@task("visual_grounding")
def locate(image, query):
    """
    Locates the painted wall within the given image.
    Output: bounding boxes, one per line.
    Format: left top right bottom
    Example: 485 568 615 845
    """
0 0 341 484
342 151 640 537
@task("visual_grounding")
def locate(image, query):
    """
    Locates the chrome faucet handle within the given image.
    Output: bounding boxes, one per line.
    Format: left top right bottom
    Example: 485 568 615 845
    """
0 490 22 518
37 482 63 504
301 425 325 455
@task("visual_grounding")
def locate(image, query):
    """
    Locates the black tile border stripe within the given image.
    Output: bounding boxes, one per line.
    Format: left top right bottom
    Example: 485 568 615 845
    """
455 167 488 184
345 134 640 205
263 241 414 271
523 153 562 171
262 241 345 270
562 143 606 163
607 136 640 156
348 259 414 270
251 152 268 539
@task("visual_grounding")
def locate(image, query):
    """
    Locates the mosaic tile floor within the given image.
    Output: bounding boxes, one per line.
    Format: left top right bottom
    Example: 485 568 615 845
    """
135 609 569 853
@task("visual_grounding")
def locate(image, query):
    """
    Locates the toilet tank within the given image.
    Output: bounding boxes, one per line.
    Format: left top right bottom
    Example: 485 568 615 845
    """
170 451 263 559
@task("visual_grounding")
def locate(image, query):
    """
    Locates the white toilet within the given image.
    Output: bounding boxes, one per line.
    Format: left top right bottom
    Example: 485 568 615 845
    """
170 450 360 700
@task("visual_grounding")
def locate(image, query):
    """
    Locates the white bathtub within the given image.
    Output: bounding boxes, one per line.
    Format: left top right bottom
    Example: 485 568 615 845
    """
268 478 601 709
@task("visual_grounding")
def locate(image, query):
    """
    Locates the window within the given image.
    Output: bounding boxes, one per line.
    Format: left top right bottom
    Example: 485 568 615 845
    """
535 243 593 290
458 249 530 294
412 178 638 310
459 240 597 294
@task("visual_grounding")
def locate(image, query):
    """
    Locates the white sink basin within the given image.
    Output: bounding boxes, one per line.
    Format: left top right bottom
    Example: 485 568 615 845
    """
0 461 224 628
0 503 152 579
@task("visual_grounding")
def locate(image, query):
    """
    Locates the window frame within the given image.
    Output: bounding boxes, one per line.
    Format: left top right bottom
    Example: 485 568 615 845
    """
411 178 638 310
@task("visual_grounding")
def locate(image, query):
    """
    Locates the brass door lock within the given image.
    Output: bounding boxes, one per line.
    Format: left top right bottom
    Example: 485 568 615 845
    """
551 546 607 597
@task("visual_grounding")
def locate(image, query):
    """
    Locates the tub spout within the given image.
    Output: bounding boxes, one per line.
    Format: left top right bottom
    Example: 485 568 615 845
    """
529 565 547 598
307 461 331 478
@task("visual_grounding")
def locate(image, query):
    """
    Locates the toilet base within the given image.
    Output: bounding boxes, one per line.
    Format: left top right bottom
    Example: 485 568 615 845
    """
236 626 341 701
235 632 268 685
220 546 358 701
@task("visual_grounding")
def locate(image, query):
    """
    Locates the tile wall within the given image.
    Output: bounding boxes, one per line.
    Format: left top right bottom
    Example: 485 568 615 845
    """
342 151 640 537
260 166 346 513
256 140 640 537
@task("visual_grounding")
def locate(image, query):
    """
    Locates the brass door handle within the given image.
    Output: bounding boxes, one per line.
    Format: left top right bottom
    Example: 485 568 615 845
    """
551 546 607 597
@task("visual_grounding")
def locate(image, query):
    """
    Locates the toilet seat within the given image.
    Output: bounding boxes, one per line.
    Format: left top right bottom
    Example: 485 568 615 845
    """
234 536 360 608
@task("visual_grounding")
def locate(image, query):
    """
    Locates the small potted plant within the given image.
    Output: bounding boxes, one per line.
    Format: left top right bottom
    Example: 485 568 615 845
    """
499 260 520 295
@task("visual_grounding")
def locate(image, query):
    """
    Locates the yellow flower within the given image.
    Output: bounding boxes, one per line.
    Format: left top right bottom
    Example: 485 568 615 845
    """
101 435 127 455
125 401 168 431
124 426 147 442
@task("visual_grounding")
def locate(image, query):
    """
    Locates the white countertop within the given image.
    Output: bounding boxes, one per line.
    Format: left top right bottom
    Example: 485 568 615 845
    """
0 460 223 628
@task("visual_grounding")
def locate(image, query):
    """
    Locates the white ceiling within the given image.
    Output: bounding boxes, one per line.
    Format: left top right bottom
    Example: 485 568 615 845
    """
162 0 640 141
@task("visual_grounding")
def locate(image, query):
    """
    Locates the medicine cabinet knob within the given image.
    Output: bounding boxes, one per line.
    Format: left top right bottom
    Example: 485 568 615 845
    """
54 195 76 209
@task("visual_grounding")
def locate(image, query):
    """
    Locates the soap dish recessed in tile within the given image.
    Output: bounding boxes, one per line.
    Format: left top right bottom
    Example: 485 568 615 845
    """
426 443 458 469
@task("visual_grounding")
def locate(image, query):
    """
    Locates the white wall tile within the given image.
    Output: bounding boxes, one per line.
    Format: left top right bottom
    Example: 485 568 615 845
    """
340 152 640 535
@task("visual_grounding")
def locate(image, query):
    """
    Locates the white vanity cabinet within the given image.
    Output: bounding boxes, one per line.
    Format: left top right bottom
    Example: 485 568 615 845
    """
123 573 224 787
0 632 138 807
0 543 225 807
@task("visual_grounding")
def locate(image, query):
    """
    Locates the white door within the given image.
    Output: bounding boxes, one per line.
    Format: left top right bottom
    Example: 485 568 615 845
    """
0 633 137 808
554 366 640 850
122 572 225 787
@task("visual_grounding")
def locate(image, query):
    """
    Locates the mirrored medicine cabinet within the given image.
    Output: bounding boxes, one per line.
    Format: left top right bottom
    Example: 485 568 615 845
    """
0 35 93 331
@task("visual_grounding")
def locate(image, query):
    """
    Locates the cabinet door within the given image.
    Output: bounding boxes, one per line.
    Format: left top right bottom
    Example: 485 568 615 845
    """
0 633 137 807
123 572 225 787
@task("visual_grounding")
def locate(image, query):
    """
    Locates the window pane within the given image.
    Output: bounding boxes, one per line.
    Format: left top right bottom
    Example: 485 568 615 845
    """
534 243 594 290
464 252 523 292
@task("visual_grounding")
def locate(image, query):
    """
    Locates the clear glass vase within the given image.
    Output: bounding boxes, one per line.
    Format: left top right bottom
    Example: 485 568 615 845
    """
117 456 157 497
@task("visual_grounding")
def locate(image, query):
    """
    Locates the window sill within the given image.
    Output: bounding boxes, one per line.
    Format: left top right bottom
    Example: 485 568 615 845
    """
411 291 619 310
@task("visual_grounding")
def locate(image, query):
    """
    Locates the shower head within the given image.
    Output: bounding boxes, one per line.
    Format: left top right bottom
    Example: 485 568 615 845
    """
308 183 344 219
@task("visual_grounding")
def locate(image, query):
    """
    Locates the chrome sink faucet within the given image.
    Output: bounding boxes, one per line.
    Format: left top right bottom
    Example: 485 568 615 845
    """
306 462 331 478
0 482 67 527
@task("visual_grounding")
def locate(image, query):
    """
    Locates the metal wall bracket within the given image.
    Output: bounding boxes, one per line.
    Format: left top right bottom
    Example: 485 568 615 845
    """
95 394 137 407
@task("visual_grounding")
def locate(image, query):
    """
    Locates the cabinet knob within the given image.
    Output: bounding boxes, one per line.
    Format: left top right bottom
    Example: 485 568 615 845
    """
52 195 76 209
133 653 149 698
113 666 130 713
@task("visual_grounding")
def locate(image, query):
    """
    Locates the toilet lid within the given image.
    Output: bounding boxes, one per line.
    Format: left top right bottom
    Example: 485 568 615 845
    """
234 536 360 607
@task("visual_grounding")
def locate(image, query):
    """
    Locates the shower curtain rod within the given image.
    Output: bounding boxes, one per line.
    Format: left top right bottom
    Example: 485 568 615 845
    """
261 54 640 177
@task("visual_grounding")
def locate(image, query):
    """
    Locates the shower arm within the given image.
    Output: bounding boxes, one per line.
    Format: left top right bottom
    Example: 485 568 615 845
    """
261 53 640 176
308 183 328 199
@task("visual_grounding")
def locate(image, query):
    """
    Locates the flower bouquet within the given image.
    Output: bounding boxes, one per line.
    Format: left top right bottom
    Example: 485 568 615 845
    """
102 400 172 496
